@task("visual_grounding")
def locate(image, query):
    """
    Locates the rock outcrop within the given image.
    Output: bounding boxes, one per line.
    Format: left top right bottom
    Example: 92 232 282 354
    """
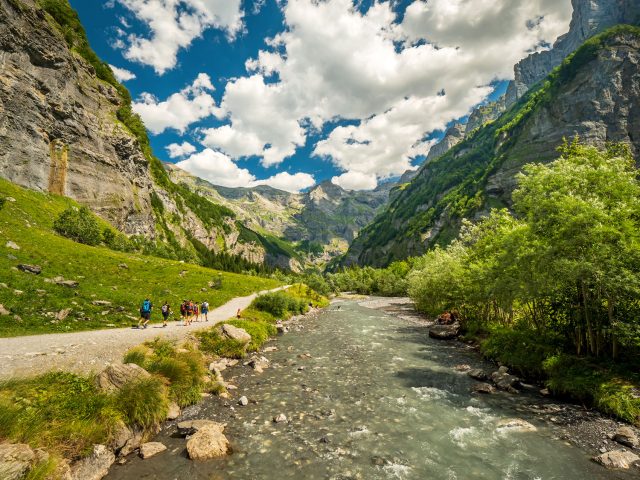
592 449 640 469
95 363 151 393
506 0 640 107
221 324 252 344
69 444 115 480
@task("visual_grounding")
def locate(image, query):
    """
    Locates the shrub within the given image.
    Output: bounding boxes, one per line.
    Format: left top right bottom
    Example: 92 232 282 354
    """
102 227 133 252
113 377 168 428
252 291 307 318
53 206 102 245
123 346 149 368
196 329 247 359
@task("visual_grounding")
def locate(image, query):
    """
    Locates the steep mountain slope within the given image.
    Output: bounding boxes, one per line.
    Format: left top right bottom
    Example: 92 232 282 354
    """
0 0 299 270
505 0 640 106
166 163 394 264
346 26 640 267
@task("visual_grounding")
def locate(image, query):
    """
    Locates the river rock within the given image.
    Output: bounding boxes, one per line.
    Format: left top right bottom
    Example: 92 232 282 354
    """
274 413 288 423
467 369 487 381
428 323 460 340
177 419 225 437
139 442 167 459
186 426 230 460
472 383 496 394
592 449 640 469
238 396 249 406
496 418 537 433
70 444 115 480
491 370 521 393
248 356 269 373
0 304 10 316
0 443 35 480
95 363 151 393
166 402 181 421
221 324 251 344
613 426 639 448
17 264 41 274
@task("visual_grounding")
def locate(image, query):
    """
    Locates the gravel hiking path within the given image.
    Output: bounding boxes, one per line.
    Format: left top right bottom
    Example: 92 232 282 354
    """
0 286 289 380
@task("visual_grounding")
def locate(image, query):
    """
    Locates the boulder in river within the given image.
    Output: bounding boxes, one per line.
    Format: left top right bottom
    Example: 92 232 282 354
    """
221 324 251 344
95 363 151 393
592 449 640 469
471 383 496 394
613 426 639 448
428 323 460 340
186 426 230 460
467 369 487 381
70 444 115 480
177 419 225 437
496 418 537 433
273 413 288 423
139 442 167 459
238 396 249 406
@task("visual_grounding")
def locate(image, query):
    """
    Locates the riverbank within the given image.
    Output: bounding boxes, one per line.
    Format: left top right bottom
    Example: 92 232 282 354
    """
106 296 639 479
0 286 327 480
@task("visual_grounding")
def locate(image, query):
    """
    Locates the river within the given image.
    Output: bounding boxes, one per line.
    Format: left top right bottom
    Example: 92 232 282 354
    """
106 298 634 480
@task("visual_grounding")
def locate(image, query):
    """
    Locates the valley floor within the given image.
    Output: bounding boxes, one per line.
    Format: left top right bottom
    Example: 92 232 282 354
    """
0 286 287 380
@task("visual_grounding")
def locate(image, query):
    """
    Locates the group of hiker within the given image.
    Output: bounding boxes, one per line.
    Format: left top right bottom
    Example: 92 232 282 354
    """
137 298 210 329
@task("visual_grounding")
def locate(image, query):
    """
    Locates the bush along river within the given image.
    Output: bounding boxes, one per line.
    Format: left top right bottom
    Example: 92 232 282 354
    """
106 298 639 480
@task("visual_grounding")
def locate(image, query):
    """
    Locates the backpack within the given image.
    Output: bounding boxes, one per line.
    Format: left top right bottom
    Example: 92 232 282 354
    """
161 304 169 313
142 300 151 313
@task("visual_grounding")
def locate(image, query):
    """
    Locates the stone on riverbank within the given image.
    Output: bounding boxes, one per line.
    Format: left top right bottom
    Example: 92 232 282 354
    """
428 323 460 340
139 442 167 459
177 419 225 437
166 402 181 421
592 449 640 469
238 396 249 406
491 369 520 393
467 369 487 381
613 426 639 448
70 444 115 480
0 443 36 480
186 426 230 460
95 363 151 393
274 413 288 423
221 324 251 344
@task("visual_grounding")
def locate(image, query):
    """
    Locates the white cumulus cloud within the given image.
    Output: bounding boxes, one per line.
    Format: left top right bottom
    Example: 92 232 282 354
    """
114 0 244 74
331 171 378 191
133 73 221 134
109 64 136 82
202 0 571 187
166 141 197 158
175 149 315 193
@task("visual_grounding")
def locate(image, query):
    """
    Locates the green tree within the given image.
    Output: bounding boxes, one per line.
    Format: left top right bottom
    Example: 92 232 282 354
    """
53 206 102 246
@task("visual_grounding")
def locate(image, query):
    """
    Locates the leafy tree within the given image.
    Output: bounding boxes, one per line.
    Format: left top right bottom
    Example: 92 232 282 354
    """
53 206 102 245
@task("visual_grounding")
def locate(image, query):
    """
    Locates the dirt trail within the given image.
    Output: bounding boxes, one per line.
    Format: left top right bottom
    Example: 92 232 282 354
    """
0 286 288 379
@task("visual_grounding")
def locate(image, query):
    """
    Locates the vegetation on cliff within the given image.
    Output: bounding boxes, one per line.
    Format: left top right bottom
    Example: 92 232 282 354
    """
408 141 640 423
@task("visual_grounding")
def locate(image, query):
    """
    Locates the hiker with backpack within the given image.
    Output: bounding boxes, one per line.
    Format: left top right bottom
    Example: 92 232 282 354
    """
193 301 200 322
201 300 209 321
138 298 153 329
180 300 187 325
161 301 170 327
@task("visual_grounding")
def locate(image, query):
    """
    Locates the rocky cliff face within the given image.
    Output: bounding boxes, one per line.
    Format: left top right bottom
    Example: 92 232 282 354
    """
0 0 155 235
506 0 640 107
345 27 640 267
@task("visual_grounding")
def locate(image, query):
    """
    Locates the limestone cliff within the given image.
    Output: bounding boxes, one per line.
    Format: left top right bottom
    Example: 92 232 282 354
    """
0 0 155 235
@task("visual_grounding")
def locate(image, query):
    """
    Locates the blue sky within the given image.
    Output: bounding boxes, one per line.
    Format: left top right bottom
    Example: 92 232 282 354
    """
68 0 572 192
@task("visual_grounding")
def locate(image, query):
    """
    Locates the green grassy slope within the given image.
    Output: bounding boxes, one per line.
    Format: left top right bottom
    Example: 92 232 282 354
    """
0 179 280 337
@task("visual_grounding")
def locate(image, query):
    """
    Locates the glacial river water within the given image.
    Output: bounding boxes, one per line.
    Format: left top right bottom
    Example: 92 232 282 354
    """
106 298 634 480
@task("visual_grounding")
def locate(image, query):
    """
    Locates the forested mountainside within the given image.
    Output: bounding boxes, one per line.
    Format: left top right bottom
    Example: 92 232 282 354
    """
0 0 300 271
345 24 640 267
166 163 394 265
